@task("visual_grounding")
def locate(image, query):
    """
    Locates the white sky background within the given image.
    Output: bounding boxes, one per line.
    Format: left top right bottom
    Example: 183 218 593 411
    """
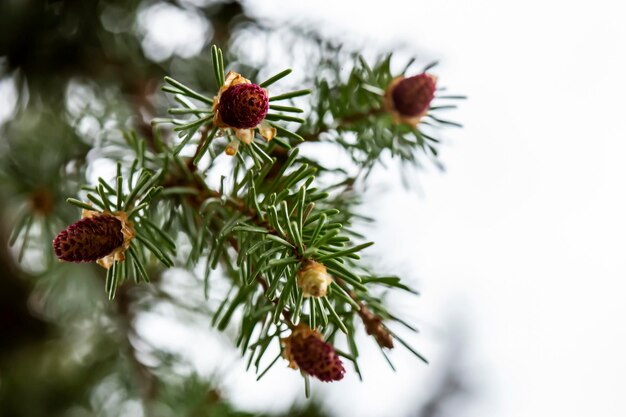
237 1 626 416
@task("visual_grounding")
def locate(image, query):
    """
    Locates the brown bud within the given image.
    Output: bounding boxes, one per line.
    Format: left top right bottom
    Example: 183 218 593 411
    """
29 188 55 216
281 324 345 382
359 304 394 349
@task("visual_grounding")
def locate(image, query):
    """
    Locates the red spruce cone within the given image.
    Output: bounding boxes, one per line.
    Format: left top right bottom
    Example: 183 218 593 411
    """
217 83 269 129
53 214 124 262
389 73 436 118
282 324 345 382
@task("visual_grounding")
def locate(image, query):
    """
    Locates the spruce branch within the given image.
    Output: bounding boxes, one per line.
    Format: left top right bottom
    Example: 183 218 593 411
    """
38 43 463 389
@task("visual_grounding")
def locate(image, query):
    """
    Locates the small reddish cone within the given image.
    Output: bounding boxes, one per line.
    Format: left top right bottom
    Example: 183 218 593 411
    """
212 71 276 153
385 73 437 125
53 214 124 263
217 83 269 129
282 324 345 382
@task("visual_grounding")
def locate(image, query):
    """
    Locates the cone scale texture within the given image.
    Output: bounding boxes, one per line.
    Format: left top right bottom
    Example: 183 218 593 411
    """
283 324 345 382
53 215 124 262
217 83 269 129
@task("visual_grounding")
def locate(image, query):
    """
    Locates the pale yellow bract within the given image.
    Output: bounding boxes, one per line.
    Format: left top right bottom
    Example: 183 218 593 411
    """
297 260 333 298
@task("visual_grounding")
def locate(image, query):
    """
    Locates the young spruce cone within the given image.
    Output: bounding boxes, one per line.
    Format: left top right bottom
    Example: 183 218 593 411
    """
385 73 437 125
53 214 124 263
217 83 269 129
282 324 345 382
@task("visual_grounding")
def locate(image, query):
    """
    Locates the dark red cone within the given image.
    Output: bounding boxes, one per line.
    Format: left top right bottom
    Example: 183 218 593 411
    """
217 83 269 129
53 214 124 262
283 325 345 382
391 74 436 117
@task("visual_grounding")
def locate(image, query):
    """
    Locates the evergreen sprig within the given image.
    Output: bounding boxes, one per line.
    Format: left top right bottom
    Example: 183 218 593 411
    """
301 53 465 175
67 162 173 299
8 44 462 392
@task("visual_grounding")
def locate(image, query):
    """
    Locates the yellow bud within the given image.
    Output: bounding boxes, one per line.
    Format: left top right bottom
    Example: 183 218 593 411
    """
225 139 240 155
297 260 333 297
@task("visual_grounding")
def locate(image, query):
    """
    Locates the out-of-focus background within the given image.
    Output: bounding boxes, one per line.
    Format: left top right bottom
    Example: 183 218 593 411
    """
1 1 625 416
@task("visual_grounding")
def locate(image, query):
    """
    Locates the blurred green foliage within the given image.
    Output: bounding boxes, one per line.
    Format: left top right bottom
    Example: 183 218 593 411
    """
0 1 299 415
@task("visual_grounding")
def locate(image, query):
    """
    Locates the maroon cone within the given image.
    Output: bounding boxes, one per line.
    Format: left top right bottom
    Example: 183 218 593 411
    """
289 329 345 382
217 83 269 129
53 215 124 262
391 74 436 117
